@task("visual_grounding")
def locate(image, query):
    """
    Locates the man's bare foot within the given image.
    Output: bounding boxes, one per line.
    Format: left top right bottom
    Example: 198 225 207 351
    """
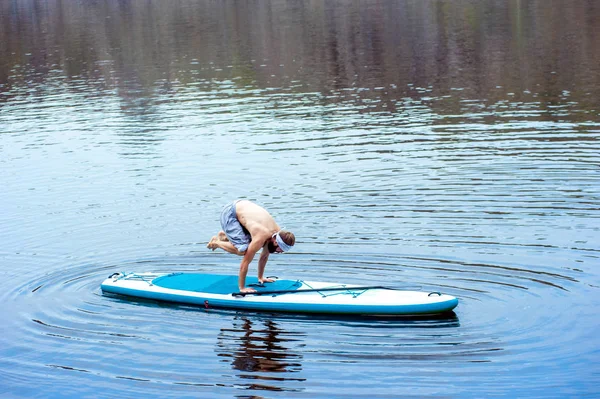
207 236 219 250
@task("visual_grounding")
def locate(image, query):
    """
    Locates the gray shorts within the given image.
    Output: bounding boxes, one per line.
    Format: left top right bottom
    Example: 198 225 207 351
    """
220 200 251 252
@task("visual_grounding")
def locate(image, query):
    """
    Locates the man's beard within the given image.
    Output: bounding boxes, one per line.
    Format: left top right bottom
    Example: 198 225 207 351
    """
267 240 277 253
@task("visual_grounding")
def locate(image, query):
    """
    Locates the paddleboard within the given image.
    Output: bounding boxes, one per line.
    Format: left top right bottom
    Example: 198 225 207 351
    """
101 272 458 316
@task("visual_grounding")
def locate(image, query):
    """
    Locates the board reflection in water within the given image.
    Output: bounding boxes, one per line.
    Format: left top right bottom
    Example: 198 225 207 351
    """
213 311 463 393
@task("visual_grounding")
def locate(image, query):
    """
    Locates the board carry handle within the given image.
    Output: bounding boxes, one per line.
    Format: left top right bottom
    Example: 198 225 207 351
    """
232 285 394 297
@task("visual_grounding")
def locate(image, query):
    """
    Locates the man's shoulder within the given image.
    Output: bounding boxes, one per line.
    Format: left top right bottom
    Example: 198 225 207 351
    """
248 224 272 239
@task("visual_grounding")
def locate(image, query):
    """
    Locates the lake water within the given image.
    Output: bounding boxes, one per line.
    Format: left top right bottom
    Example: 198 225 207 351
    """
1 0 599 398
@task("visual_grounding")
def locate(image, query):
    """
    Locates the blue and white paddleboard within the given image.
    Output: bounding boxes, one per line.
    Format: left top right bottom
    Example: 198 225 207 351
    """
101 272 458 316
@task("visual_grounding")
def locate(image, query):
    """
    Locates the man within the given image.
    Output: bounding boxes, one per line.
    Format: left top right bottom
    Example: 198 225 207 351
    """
207 200 295 293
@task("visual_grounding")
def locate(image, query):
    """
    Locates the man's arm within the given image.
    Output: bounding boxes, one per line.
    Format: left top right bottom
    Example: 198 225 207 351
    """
257 243 272 284
238 237 268 292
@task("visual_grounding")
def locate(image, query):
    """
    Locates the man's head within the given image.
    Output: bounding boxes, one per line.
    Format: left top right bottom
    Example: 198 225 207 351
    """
268 230 295 253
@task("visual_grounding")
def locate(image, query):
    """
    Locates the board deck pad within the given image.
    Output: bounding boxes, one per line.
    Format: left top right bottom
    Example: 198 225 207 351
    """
152 273 302 295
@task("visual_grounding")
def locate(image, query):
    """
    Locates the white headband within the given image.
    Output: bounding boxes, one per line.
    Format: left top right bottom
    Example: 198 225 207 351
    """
274 231 293 252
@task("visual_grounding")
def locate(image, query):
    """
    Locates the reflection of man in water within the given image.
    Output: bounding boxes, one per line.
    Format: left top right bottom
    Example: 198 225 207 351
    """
216 317 304 379
233 319 292 373
207 200 295 293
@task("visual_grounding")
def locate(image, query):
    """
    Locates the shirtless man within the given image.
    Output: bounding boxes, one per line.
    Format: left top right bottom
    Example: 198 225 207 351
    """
207 200 295 293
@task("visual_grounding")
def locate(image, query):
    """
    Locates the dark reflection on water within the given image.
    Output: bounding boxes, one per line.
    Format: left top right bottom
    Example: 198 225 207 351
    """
2 0 600 113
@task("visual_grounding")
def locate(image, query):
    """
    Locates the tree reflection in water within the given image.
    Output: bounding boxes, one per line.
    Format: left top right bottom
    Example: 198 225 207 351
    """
216 316 306 393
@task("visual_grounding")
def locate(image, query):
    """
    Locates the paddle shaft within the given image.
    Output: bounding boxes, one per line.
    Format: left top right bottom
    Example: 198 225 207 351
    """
232 285 393 297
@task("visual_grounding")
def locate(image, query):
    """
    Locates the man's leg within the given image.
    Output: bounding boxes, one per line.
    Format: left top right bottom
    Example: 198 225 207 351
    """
208 231 228 249
207 231 229 250
208 235 244 255
217 231 228 241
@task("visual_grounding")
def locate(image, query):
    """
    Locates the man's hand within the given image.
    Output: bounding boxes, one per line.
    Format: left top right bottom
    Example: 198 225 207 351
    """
239 287 257 293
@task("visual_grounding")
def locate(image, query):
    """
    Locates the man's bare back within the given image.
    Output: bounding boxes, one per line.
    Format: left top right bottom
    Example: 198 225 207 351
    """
235 200 280 240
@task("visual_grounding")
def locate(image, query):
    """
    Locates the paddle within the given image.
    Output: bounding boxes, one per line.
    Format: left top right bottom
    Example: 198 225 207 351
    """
232 285 394 297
